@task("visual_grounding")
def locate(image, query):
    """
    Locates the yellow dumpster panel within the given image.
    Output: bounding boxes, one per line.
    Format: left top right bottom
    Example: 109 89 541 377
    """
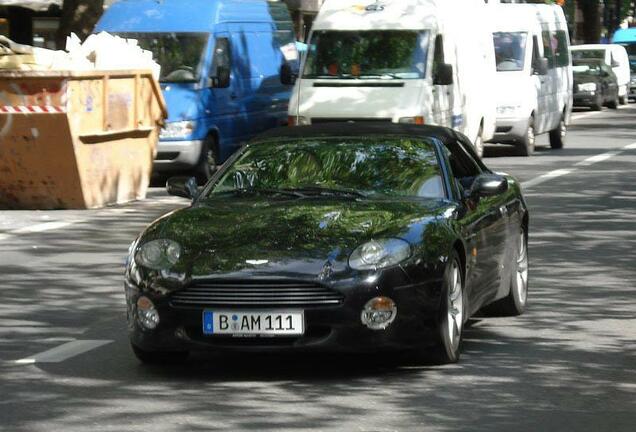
0 70 167 209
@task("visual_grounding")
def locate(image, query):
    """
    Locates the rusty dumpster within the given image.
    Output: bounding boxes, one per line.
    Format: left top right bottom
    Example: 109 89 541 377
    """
0 69 167 209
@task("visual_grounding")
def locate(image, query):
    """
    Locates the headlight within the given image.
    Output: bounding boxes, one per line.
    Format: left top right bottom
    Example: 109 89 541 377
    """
135 239 181 270
160 121 196 139
349 238 411 270
578 82 597 92
497 105 523 116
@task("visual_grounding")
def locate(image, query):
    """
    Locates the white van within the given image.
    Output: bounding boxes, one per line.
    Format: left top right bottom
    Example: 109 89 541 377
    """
570 44 630 105
488 3 573 156
288 0 497 157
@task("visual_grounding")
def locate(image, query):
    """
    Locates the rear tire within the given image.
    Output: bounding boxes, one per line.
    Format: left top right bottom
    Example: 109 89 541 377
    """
131 343 189 365
619 95 628 105
194 136 218 185
591 94 603 111
481 228 528 317
549 116 566 149
515 117 535 157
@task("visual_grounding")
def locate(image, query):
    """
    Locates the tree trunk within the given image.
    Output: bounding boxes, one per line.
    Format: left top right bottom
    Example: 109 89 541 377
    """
55 0 104 49
579 0 601 44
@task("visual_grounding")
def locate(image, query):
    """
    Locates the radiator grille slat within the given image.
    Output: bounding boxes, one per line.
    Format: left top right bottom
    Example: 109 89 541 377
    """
170 280 344 308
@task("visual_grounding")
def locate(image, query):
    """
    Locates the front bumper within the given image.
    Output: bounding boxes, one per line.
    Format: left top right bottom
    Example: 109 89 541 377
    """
125 274 444 354
573 91 598 107
488 116 529 144
153 140 203 172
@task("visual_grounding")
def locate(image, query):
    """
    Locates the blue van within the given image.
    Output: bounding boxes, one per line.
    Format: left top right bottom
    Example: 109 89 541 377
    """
95 0 298 181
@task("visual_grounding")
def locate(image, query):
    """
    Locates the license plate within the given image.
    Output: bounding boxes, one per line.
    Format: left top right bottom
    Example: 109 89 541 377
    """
202 311 304 336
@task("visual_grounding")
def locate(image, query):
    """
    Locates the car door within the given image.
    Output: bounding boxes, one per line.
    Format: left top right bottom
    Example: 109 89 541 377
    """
602 64 618 102
444 136 508 310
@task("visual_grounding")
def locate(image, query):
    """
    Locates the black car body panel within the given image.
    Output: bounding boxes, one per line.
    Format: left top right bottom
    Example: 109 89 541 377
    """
125 124 528 355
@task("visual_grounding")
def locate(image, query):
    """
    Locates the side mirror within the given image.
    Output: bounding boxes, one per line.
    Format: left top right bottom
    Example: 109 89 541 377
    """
166 176 199 200
532 57 548 76
281 63 297 86
433 63 453 85
469 174 508 198
611 60 620 68
209 66 230 88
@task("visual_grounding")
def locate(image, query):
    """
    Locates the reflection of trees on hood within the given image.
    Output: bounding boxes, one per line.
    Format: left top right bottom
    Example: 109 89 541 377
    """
144 198 450 274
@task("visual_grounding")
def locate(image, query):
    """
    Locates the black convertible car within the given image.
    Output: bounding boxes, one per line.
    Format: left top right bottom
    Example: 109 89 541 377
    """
125 124 529 364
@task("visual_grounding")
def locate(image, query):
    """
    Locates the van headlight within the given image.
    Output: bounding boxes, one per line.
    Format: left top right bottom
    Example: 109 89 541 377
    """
349 239 411 271
577 82 597 92
160 121 196 139
135 240 182 270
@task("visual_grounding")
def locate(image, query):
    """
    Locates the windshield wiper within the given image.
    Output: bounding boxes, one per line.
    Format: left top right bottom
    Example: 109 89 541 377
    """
358 73 402 79
283 186 367 199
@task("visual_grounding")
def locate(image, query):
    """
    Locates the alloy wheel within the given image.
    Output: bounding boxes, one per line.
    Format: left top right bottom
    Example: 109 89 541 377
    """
446 259 464 352
515 231 529 307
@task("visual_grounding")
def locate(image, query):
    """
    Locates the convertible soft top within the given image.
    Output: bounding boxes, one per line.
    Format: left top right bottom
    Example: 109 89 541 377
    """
254 122 462 143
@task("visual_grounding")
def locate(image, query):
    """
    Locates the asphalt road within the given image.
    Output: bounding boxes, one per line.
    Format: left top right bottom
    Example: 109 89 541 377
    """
1 106 635 432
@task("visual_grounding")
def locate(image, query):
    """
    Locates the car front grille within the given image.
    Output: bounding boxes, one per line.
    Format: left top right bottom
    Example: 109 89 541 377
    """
170 279 344 308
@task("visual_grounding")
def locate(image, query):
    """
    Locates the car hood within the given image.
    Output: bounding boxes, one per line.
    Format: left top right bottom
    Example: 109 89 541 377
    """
140 196 454 279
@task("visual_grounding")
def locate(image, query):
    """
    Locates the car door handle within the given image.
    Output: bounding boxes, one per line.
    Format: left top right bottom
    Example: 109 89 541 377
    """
230 93 238 100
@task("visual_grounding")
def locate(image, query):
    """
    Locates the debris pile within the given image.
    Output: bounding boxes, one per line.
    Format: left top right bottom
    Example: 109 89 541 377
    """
0 32 160 78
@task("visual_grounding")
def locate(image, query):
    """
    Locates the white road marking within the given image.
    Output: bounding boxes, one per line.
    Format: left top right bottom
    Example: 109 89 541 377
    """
624 142 636 150
575 151 622 167
13 340 113 364
12 221 74 234
522 169 575 189
571 111 602 121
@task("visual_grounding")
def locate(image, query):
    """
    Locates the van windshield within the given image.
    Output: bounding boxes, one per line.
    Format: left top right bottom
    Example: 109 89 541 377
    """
303 30 429 79
494 32 527 72
116 32 208 83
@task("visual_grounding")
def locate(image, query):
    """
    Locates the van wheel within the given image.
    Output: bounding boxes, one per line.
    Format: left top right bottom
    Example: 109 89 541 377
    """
195 136 218 185
619 95 627 105
549 116 566 149
516 118 535 157
474 125 485 159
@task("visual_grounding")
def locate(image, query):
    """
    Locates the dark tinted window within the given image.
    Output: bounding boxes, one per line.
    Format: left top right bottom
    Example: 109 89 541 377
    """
554 30 570 67
542 31 556 69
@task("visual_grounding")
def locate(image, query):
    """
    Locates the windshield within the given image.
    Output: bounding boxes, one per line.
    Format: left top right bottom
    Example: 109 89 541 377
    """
205 137 445 199
494 32 528 72
116 32 208 83
303 30 430 79
571 49 604 60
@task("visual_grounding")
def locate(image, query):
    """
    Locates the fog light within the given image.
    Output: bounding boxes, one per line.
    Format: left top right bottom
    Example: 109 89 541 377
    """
137 296 159 330
361 296 397 330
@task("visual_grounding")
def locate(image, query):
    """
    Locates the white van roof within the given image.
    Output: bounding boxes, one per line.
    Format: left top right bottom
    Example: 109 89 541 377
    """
492 3 567 30
312 0 481 31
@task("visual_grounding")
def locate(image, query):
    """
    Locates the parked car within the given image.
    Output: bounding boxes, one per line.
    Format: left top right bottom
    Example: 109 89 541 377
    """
571 44 630 105
573 59 619 110
488 2 573 156
95 0 298 182
288 0 498 158
125 123 529 365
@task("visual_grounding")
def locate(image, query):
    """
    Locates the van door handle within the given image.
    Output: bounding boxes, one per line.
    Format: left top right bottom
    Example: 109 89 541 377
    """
230 93 238 100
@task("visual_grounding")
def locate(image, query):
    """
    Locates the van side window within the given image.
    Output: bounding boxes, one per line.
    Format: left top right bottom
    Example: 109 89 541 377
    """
541 31 556 69
554 30 570 68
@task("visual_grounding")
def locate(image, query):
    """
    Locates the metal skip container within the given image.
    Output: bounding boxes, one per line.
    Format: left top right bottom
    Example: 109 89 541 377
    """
0 70 167 209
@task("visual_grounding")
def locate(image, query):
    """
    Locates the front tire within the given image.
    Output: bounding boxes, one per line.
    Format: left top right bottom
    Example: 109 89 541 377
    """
474 125 485 159
131 343 189 365
515 117 535 157
429 251 465 364
194 136 218 185
608 93 619 109
549 116 566 149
